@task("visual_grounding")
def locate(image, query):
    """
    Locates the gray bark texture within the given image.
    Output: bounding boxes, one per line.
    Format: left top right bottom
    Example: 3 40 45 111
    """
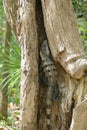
3 0 87 130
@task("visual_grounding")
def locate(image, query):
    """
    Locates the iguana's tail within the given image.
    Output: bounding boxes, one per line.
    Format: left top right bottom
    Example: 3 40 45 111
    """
46 86 53 130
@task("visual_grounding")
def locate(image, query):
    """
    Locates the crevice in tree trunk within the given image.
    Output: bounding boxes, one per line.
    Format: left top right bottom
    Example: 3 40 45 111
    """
36 0 46 46
36 1 74 129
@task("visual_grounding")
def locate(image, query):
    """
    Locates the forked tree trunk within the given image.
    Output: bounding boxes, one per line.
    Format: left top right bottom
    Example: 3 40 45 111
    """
3 0 87 130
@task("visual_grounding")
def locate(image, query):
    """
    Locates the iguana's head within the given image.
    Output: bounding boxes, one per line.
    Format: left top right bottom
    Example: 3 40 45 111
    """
40 40 50 61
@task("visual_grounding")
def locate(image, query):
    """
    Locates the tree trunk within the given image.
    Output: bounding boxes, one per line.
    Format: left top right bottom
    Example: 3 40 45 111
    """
3 0 18 38
3 0 39 129
41 0 87 79
0 21 11 118
70 98 87 130
39 0 87 130
3 0 87 130
17 0 39 129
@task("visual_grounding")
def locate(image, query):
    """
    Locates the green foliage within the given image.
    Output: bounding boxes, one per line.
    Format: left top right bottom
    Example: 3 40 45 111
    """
72 0 87 54
0 36 21 105
0 35 20 128
72 0 87 17
8 87 20 105
0 112 4 119
0 116 19 130
0 37 21 87
78 19 87 39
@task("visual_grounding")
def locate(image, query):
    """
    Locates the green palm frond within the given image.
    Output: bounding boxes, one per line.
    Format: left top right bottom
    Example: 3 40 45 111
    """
0 36 21 89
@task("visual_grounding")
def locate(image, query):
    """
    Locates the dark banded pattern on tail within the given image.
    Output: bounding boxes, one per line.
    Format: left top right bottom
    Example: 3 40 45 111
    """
40 40 59 130
46 86 53 130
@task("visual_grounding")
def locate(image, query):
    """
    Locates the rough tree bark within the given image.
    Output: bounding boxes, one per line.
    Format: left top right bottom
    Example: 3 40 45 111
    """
0 21 11 118
40 0 87 130
41 0 87 79
3 0 87 130
17 0 39 129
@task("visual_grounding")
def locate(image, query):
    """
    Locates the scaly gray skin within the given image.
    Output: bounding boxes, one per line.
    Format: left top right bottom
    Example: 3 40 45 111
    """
40 40 59 130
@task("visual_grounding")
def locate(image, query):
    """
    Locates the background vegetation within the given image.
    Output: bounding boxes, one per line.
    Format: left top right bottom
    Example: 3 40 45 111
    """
0 0 87 129
72 0 87 53
0 0 20 129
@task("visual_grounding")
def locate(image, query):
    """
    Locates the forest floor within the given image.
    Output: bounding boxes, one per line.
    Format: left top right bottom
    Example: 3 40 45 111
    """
0 102 20 130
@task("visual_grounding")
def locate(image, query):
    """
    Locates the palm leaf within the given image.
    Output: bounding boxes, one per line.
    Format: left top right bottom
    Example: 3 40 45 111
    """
0 36 21 89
